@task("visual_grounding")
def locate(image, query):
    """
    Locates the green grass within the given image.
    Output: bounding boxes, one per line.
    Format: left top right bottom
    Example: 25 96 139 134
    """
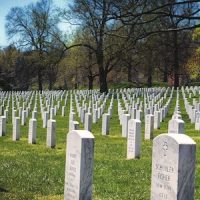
0 90 200 200
109 81 169 89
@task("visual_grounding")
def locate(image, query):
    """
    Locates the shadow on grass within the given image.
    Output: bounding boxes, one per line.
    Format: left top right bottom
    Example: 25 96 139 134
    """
0 187 8 192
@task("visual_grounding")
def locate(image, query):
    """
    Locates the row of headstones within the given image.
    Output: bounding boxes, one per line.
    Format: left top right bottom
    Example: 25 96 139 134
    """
127 89 188 160
106 88 178 160
0 86 188 138
0 115 56 148
0 90 73 125
184 85 200 97
0 88 171 127
118 87 172 138
0 91 37 127
182 88 200 130
68 92 114 132
75 92 112 123
102 87 167 137
67 87 166 137
0 89 197 199
0 90 91 123
67 87 173 137
144 88 174 140
126 87 190 162
1 89 119 141
0 87 194 147
64 127 196 200
0 103 37 126
168 89 185 134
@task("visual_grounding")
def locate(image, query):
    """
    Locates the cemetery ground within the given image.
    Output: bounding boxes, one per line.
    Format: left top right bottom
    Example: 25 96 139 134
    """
0 90 200 200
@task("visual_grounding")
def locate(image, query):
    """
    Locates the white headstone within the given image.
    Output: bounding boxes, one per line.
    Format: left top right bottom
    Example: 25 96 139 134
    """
151 134 196 200
93 109 98 123
4 110 8 123
50 108 55 119
69 120 79 131
168 118 185 134
154 111 161 129
195 118 200 131
21 110 26 126
46 119 56 148
62 106 66 117
12 109 16 124
13 117 20 141
0 116 6 136
28 119 37 144
145 114 154 140
43 112 49 128
64 130 94 200
32 111 37 119
122 114 131 137
84 113 92 131
136 110 142 121
81 108 86 123
127 119 141 159
102 113 110 135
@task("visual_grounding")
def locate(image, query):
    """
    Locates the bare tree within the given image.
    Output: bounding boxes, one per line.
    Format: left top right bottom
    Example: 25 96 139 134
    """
113 0 200 88
62 0 129 93
5 0 62 90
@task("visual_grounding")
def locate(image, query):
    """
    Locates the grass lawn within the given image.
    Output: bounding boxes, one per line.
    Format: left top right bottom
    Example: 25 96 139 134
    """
0 89 199 200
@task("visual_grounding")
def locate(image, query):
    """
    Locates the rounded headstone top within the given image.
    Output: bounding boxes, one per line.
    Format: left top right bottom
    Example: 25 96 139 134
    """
171 113 183 121
155 133 196 145
129 118 141 123
69 130 94 139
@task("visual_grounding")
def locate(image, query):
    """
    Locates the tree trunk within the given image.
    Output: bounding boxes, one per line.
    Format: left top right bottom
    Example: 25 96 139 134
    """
38 69 43 91
96 47 108 93
64 78 68 90
49 76 53 90
127 65 132 82
147 62 152 87
99 67 108 93
173 31 179 89
147 68 152 87
74 83 78 89
88 76 93 90
146 50 153 87
163 63 168 82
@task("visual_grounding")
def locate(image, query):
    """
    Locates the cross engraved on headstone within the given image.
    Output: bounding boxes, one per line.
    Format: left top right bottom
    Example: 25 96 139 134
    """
162 141 168 156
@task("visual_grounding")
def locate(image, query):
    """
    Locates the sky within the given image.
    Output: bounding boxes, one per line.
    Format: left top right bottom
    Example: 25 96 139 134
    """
0 0 71 47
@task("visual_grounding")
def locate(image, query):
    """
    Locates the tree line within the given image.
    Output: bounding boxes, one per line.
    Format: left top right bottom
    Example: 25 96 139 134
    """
0 0 200 92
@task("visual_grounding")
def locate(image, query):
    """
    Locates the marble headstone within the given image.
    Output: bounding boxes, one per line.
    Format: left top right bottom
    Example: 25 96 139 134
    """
151 134 196 200
168 118 185 134
69 120 79 131
145 114 154 140
84 113 92 131
46 119 56 148
102 113 110 135
43 111 49 128
28 118 37 144
127 119 141 159
13 117 20 141
0 116 6 136
64 130 94 200
122 114 131 137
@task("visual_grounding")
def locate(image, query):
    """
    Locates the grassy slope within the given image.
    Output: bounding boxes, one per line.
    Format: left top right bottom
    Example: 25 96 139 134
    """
0 90 199 200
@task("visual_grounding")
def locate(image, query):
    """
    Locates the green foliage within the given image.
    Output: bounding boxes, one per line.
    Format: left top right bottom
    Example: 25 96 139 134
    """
185 29 200 81
109 82 138 89
110 82 169 89
192 27 200 42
